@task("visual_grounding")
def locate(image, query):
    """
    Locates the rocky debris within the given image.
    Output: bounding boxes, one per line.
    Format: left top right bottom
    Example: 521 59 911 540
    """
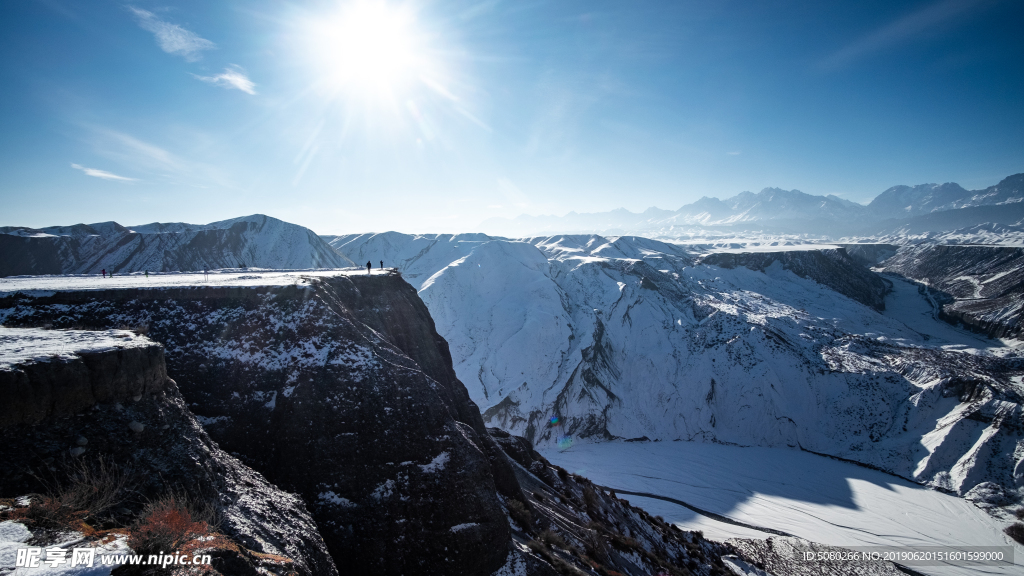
700 249 889 311
0 328 337 576
879 244 1024 338
728 538 905 576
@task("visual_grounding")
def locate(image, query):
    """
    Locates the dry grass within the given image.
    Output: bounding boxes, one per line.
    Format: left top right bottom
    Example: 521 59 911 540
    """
2 458 134 532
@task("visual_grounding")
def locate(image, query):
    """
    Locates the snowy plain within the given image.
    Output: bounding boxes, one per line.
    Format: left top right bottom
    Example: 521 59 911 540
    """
543 441 1022 576
0 327 149 370
0 268 385 298
0 520 131 575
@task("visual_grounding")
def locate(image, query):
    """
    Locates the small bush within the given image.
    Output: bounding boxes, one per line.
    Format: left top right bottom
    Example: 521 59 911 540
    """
1015 509 1024 520
557 468 569 482
526 539 576 576
583 485 599 512
507 499 532 531
533 491 545 502
55 458 134 520
128 494 217 556
1006 523 1024 545
582 530 608 563
539 529 566 549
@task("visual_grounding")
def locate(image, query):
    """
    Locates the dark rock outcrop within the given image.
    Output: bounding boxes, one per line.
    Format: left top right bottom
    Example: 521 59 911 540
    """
0 329 337 576
700 248 890 310
487 428 744 576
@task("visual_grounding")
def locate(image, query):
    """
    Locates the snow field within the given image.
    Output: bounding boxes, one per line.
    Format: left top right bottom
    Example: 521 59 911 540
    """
544 441 1023 576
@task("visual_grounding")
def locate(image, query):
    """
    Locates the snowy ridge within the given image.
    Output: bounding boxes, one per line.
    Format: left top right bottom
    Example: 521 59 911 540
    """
332 231 1024 508
0 214 352 276
477 173 1024 240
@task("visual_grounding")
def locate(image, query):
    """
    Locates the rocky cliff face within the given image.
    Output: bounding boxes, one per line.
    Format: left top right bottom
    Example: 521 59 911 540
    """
699 248 890 310
0 327 337 576
879 245 1024 338
0 275 516 575
0 214 351 277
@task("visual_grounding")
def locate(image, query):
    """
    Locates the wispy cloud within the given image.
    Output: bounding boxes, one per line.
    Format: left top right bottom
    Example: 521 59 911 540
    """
820 0 986 70
192 66 256 94
130 7 215 62
70 163 137 181
82 126 238 190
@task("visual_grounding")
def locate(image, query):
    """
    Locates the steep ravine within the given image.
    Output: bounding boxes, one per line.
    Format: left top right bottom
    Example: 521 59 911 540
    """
0 273 761 576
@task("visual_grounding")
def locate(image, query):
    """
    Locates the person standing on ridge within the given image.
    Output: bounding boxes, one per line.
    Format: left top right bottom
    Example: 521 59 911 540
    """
366 260 372 274
145 271 149 279
380 260 383 269
102 269 106 278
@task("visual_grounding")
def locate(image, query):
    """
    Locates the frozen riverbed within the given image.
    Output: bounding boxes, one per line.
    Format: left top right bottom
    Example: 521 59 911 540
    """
543 441 1022 576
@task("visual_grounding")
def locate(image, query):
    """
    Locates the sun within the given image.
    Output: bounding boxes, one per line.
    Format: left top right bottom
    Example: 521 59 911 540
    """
308 1 427 98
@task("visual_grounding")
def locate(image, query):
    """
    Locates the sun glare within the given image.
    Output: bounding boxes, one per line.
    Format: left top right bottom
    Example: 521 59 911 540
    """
310 1 426 97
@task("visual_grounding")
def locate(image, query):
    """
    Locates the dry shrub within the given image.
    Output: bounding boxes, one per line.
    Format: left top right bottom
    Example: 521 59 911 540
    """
5 495 85 531
581 529 608 563
55 458 134 520
526 540 576 576
3 458 134 531
1006 523 1024 545
128 493 218 556
539 529 566 549
507 498 532 531
583 485 599 513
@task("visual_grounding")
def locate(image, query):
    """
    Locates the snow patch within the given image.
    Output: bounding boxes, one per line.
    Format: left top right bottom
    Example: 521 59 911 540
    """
419 451 449 473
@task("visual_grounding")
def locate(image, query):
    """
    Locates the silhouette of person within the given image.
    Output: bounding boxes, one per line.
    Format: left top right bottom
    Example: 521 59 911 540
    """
102 269 106 278
380 260 383 269
366 260 372 274
145 271 149 279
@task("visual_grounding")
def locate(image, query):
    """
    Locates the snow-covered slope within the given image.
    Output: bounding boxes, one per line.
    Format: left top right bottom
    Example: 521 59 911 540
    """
330 231 1024 510
0 214 352 276
868 173 1024 218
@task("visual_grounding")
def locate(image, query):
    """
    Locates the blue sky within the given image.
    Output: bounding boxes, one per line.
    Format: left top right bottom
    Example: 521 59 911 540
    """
1 0 1022 233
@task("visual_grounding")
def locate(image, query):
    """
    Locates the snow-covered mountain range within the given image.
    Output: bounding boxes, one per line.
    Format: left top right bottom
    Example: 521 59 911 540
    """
479 173 1024 238
0 214 352 276
329 232 1024 511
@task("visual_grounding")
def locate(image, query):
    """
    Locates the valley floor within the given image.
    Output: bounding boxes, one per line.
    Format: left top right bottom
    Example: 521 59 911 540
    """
543 441 1023 576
